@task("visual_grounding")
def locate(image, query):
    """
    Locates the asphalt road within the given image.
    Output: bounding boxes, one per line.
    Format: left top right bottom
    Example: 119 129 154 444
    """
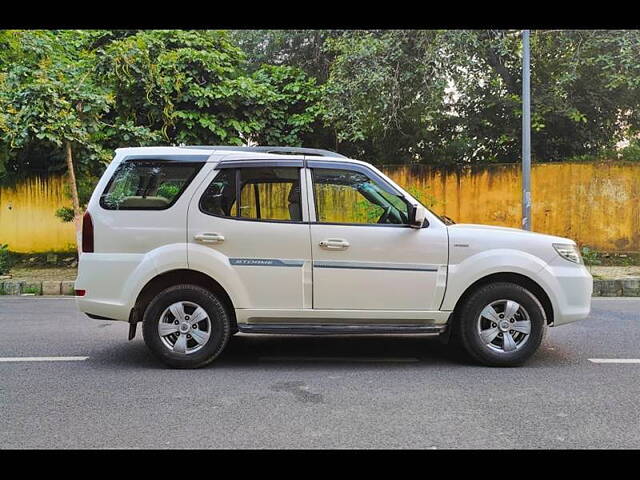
0 297 639 449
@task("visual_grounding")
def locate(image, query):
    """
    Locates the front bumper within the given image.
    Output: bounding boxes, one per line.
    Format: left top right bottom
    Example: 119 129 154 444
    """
537 256 593 326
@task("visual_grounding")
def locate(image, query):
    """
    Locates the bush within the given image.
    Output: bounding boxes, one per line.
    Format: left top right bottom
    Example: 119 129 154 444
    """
581 246 601 266
620 141 640 162
55 206 76 223
0 244 10 275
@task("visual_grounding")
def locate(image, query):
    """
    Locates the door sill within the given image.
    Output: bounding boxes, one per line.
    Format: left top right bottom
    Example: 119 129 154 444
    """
237 323 446 335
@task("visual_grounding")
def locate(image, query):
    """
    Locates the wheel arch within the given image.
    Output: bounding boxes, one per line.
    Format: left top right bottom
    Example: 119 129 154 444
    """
130 269 237 332
450 272 555 327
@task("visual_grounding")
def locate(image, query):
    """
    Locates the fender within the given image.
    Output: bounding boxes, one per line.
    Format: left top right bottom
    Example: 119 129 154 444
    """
120 242 188 312
441 248 550 311
186 242 251 308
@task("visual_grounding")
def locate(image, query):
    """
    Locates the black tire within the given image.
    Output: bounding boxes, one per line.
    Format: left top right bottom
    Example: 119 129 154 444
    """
456 282 547 367
142 284 231 369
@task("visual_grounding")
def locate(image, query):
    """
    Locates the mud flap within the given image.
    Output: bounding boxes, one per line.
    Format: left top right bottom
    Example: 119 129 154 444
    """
128 307 139 341
128 322 137 341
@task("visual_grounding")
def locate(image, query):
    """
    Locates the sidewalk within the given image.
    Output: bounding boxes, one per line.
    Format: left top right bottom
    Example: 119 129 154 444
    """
588 266 640 278
587 266 640 296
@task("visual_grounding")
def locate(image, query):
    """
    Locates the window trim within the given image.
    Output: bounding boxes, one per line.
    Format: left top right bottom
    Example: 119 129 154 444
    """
198 165 307 224
308 165 414 228
99 158 205 211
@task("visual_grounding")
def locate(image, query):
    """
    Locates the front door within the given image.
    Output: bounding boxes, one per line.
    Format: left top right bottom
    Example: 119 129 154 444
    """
307 163 448 311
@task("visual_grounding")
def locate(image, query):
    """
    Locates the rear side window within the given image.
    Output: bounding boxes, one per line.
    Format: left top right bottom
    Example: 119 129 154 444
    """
100 160 203 210
200 167 302 222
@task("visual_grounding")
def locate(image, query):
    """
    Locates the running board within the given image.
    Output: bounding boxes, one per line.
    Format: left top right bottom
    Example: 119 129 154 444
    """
238 323 446 335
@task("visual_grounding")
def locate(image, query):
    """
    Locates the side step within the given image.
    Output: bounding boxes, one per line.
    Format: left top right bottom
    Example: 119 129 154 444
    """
237 323 446 335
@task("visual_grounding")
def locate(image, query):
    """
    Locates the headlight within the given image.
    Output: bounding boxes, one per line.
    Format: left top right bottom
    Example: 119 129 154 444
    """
553 243 583 264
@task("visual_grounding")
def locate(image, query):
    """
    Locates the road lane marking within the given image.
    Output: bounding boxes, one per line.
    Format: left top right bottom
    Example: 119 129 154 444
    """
0 356 89 362
259 356 419 363
589 358 640 364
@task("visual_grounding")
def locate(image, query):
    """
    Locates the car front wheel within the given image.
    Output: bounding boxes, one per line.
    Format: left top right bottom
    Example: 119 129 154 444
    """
142 284 231 368
456 282 547 367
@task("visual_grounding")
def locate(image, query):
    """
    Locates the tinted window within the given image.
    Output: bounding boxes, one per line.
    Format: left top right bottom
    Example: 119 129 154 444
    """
312 168 409 225
101 160 203 210
199 169 238 217
200 167 302 222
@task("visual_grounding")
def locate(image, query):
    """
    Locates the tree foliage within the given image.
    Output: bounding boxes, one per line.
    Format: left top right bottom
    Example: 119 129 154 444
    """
2 28 640 194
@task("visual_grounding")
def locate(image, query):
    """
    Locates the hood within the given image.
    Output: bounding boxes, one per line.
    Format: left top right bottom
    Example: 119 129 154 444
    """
447 223 575 245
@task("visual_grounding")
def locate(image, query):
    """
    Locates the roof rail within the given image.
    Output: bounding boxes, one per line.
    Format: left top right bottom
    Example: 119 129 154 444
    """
180 145 346 158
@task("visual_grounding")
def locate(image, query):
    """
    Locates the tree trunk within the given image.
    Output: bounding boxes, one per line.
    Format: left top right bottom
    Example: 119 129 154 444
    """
65 141 82 252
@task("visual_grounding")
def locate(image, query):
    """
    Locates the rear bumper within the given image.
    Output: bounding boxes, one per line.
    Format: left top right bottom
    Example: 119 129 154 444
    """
76 296 130 322
538 257 592 326
74 253 149 322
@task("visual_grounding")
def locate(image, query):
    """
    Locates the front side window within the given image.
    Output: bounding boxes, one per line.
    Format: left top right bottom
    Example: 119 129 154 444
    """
200 167 302 222
312 168 409 225
101 160 203 210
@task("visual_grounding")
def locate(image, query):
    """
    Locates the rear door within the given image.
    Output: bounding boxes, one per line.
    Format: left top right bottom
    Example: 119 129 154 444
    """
187 160 312 309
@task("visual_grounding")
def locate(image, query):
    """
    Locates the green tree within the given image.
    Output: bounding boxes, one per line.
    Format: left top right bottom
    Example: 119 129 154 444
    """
94 30 323 148
321 30 452 163
230 30 341 82
0 30 112 224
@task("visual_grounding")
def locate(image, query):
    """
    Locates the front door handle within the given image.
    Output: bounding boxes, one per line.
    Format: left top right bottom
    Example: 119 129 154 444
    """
319 238 350 250
194 232 225 244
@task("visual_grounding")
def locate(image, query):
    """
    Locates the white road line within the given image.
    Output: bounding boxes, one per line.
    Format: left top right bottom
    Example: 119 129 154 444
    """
0 356 89 363
588 358 640 364
259 356 419 363
0 297 76 299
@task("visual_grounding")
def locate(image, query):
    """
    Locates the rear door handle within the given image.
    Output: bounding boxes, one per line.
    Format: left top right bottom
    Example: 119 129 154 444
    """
194 232 225 244
319 238 350 250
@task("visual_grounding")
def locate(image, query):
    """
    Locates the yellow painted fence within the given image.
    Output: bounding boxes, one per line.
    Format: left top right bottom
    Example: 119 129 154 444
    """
1 162 639 253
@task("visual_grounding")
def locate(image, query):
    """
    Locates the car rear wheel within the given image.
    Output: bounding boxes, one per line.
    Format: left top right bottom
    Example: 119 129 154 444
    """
142 284 231 368
456 282 547 367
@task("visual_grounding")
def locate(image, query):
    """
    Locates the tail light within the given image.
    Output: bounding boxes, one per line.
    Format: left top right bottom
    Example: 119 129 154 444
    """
82 211 94 253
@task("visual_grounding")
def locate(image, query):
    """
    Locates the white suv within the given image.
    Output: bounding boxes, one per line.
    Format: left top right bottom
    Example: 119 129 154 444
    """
75 146 592 368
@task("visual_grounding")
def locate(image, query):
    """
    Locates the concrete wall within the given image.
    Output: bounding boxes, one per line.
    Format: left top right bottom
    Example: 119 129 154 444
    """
1 161 639 253
383 162 640 251
0 176 76 253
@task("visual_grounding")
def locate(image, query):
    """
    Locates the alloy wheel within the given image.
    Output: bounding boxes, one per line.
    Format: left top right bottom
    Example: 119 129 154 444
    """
158 301 212 354
476 299 532 353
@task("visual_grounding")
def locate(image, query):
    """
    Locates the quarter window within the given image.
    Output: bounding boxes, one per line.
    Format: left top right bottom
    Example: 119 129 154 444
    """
312 168 409 225
200 167 303 222
101 160 203 210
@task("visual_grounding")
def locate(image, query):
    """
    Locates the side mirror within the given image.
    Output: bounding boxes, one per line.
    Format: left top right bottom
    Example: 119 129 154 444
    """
408 204 427 229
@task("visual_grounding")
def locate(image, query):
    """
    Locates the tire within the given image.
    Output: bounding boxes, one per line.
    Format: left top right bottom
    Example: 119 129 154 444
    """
456 282 547 367
142 284 231 369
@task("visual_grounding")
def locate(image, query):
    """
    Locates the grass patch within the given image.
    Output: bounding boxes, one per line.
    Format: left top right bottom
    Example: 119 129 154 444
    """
22 285 41 295
6 251 77 269
581 247 640 267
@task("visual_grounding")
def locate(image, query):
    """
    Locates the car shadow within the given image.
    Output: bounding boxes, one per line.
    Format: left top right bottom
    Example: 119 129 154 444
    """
87 333 573 370
87 333 476 370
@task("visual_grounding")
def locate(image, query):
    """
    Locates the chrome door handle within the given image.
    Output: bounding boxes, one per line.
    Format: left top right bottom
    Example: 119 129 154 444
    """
194 233 225 244
319 238 350 250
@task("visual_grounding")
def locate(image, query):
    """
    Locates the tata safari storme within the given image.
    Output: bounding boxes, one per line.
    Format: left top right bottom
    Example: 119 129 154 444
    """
75 146 592 368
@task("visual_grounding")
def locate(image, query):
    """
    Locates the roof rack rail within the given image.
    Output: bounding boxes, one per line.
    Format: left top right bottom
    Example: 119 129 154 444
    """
180 145 346 158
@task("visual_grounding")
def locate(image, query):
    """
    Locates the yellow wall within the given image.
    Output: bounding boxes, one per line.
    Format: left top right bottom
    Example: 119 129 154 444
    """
0 176 76 253
383 162 640 251
1 162 639 253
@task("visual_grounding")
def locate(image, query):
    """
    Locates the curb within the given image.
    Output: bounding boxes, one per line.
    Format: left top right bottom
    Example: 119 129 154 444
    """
2 278 640 297
592 277 640 297
1 280 75 296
